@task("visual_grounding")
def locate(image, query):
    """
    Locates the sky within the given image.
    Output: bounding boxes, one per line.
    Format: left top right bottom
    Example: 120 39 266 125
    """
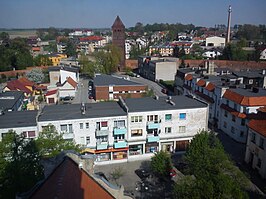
0 0 265 29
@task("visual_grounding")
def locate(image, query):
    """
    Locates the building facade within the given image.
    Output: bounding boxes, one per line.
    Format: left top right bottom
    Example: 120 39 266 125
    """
112 16 126 71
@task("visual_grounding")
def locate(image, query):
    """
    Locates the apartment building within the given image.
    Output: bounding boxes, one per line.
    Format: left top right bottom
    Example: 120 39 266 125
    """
245 117 266 179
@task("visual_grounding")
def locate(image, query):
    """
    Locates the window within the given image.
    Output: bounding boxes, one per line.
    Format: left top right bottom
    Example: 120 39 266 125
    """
86 136 90 145
179 113 186 120
114 120 125 128
101 121 107 127
131 129 143 137
249 79 253 84
224 111 228 117
231 126 235 134
22 131 36 138
61 124 67 132
86 123 89 129
114 134 125 141
131 116 143 123
96 121 108 130
223 122 227 128
80 137 85 145
147 115 159 122
60 124 73 133
179 126 186 133
251 133 256 143
240 131 244 137
80 123 83 129
165 127 172 133
165 114 172 121
259 137 264 149
234 103 237 110
232 115 236 122
226 100 229 106
241 119 245 126
257 158 261 168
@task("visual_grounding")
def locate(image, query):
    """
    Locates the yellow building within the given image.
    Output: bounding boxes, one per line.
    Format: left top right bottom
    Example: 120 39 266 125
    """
48 53 67 66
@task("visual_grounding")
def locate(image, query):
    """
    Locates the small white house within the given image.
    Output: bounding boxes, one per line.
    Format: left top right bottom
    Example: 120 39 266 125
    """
205 36 226 48
202 50 222 58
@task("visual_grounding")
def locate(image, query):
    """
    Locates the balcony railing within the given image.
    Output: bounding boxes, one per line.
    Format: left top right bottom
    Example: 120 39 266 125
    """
62 133 74 139
114 140 128 149
96 128 110 136
147 121 160 129
147 135 160 143
96 142 108 150
113 127 127 135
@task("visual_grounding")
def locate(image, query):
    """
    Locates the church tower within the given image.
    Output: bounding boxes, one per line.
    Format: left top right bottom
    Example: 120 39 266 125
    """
112 16 125 71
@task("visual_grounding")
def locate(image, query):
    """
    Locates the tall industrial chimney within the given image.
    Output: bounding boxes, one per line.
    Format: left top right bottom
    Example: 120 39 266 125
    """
226 5 232 44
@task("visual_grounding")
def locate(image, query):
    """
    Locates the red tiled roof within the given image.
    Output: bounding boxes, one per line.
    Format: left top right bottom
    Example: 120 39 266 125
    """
248 120 266 137
223 89 266 106
45 89 58 96
30 157 115 199
112 16 125 29
35 85 47 90
66 77 78 88
195 91 214 103
185 74 193 81
220 104 247 119
6 80 32 94
19 77 35 87
32 47 41 51
258 106 266 113
196 79 206 87
79 36 103 42
205 83 215 92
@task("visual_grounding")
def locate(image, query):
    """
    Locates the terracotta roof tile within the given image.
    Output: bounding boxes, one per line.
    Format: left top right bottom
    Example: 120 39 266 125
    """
196 79 206 87
65 77 77 88
220 104 247 118
6 80 32 94
205 83 215 92
80 36 103 42
223 89 266 106
185 74 193 81
258 106 266 113
18 77 35 87
248 120 266 137
45 89 58 96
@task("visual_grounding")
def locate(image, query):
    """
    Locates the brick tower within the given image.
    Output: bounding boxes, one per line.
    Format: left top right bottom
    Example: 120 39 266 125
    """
112 16 125 71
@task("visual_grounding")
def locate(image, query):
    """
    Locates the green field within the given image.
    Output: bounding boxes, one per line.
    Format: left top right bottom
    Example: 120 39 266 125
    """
0 29 37 39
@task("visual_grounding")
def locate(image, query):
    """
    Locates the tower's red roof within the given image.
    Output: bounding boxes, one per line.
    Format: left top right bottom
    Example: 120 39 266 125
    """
112 16 125 29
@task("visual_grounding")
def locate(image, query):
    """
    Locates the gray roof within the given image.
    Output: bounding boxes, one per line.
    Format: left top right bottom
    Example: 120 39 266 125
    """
0 110 38 128
0 91 24 111
48 66 79 73
231 87 266 97
233 70 264 78
124 96 207 113
38 101 126 122
94 74 144 87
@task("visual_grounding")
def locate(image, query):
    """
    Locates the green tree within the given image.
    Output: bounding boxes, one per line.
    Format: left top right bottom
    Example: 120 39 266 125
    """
0 131 44 198
33 54 52 66
65 40 77 57
26 68 45 83
174 131 249 199
0 32 10 41
35 124 80 158
151 150 172 178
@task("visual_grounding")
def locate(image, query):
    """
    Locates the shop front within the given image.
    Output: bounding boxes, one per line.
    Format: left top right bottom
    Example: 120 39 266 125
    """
113 150 128 160
95 153 111 162
175 140 189 152
145 142 159 153
161 142 174 153
129 144 143 156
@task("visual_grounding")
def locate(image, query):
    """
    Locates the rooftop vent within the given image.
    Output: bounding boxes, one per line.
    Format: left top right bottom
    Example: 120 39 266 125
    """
154 95 159 100
81 103 86 115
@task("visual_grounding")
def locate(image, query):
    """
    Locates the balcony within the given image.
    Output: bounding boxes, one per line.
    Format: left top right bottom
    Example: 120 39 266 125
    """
114 127 127 135
147 122 160 129
62 133 74 139
147 135 160 143
114 141 128 149
96 142 108 150
96 129 110 136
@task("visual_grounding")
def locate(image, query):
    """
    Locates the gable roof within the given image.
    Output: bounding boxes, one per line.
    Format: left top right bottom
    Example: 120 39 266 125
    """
0 91 24 111
185 74 193 81
112 16 125 29
223 88 266 106
64 77 78 88
19 77 35 87
79 36 103 42
30 157 115 199
6 79 32 94
45 89 58 96
248 120 266 137
205 83 215 92
196 79 206 87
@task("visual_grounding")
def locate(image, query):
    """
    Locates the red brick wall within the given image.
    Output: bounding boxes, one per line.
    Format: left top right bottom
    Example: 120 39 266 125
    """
95 86 109 101
182 60 266 71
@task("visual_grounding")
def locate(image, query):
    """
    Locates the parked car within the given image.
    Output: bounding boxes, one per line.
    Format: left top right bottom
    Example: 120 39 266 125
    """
161 88 168 94
135 169 150 179
169 169 177 178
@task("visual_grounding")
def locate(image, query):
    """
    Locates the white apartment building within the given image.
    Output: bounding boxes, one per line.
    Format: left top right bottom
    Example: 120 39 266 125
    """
245 119 266 179
205 36 226 48
0 111 38 140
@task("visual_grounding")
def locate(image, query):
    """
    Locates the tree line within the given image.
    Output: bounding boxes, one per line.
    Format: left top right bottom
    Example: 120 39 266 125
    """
0 125 79 198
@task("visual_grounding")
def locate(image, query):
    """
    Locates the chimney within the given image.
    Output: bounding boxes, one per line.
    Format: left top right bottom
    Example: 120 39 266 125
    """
226 5 232 44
